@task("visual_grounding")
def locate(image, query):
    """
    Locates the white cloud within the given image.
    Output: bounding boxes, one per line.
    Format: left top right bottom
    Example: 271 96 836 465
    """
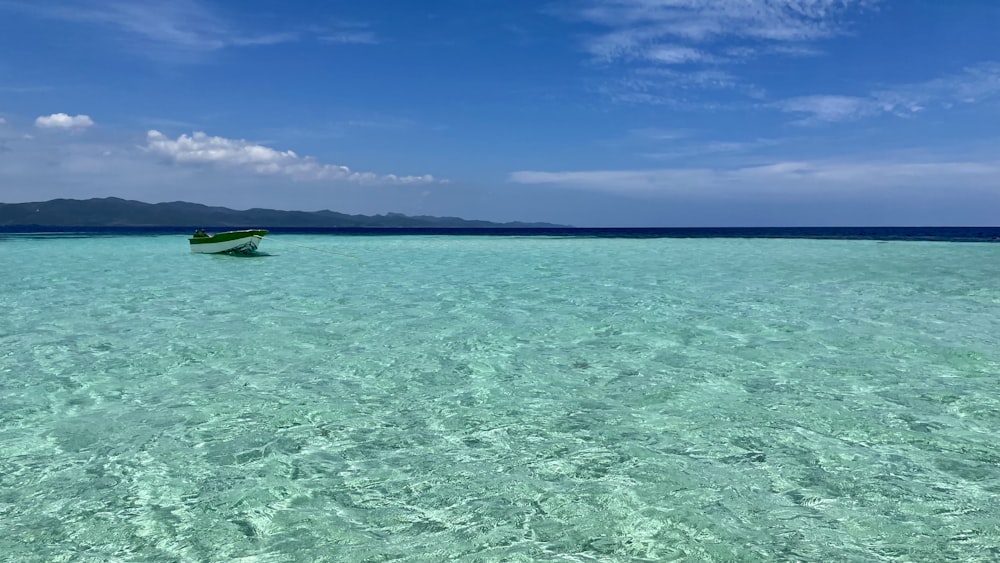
0 128 450 214
0 117 7 125
510 157 1000 196
145 130 437 185
779 62 1000 123
35 113 95 130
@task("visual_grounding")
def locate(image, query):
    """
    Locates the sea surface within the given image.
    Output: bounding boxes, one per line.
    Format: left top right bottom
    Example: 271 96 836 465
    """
2 232 1000 562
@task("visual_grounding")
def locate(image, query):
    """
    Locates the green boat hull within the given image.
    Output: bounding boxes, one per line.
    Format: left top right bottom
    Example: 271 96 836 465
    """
189 230 268 254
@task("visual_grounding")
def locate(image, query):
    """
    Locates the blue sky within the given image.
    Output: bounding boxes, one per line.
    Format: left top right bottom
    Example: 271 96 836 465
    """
0 0 998 226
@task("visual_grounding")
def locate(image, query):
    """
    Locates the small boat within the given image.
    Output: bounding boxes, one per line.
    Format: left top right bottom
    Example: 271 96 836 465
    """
189 229 267 254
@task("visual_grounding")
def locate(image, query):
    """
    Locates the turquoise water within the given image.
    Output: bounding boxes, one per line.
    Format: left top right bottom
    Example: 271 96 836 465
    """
2 234 1000 562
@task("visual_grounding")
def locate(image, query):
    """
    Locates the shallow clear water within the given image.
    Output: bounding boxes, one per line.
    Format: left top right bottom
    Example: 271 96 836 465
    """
2 234 1000 562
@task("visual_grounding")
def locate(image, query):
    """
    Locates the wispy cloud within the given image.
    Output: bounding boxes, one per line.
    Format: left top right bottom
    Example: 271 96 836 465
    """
603 127 783 162
646 44 715 64
576 0 875 47
641 138 784 161
135 116 203 131
35 113 95 130
601 67 766 107
627 128 691 141
0 85 54 93
510 157 1000 197
145 130 438 185
344 116 415 130
310 19 382 46
3 0 299 61
572 0 873 61
779 62 1000 123
321 31 379 45
562 0 874 104
778 95 882 124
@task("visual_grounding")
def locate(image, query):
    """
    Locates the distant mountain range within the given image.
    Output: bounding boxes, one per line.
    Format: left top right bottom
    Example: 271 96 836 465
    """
0 197 563 228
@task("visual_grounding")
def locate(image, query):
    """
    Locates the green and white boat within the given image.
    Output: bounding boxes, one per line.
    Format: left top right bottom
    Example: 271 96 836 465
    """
189 229 267 254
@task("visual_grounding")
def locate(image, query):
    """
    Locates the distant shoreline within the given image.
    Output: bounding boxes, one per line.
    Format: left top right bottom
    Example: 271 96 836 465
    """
0 197 565 229
3 225 1000 242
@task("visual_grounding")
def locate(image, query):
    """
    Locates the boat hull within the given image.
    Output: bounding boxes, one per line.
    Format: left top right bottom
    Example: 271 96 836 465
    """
189 230 267 254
